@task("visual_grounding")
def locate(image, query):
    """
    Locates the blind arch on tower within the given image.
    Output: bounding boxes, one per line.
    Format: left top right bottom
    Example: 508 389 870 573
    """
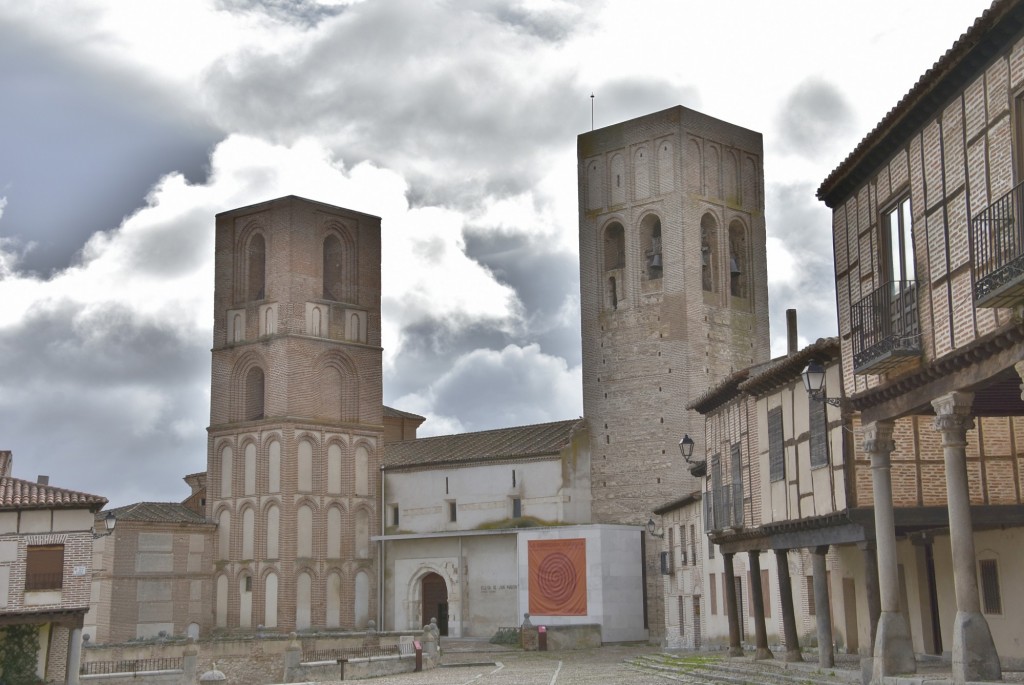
315 350 360 422
230 351 269 422
322 223 357 303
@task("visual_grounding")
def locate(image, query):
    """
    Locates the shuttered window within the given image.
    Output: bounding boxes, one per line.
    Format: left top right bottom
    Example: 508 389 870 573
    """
26 545 64 591
980 559 1002 615
809 398 829 468
768 407 785 482
710 574 718 615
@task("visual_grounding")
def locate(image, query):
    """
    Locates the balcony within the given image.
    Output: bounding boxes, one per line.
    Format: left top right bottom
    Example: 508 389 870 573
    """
971 181 1024 308
851 280 920 374
705 483 744 534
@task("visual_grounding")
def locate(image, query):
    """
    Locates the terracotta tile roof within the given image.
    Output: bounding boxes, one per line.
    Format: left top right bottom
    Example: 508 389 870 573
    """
0 477 107 511
653 490 702 515
383 405 426 421
686 367 752 414
384 419 584 470
818 0 1024 207
687 338 840 414
738 337 840 398
104 502 210 525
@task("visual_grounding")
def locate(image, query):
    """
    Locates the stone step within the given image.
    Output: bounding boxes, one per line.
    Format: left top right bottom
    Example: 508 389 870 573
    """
627 653 856 685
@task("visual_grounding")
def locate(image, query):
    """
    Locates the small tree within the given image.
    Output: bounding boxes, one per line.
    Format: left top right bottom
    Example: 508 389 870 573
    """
0 625 42 685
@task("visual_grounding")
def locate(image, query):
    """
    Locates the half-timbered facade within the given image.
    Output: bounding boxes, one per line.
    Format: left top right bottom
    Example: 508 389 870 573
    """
818 2 1024 680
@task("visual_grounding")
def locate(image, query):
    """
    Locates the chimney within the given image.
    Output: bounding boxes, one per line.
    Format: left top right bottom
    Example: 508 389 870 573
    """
0 451 11 479
37 475 49 486
786 309 798 355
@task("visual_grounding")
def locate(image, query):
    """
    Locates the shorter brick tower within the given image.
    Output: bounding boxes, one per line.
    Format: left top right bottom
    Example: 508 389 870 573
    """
206 196 383 632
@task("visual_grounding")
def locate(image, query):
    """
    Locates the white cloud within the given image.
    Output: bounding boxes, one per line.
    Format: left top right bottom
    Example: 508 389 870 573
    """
0 134 542 503
395 343 583 435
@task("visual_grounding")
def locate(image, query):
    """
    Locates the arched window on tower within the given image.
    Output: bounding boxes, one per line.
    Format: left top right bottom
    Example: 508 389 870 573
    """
603 222 625 310
604 223 625 271
245 367 265 421
323 235 344 301
248 234 265 301
729 220 748 298
641 215 662 280
701 213 717 293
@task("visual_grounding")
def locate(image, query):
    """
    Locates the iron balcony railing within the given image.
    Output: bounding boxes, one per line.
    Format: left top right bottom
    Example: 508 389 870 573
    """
851 279 920 374
971 180 1024 307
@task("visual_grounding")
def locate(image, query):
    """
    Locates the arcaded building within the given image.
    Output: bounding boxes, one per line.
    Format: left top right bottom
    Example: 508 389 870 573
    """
206 196 384 633
577 106 771 635
818 1 1024 679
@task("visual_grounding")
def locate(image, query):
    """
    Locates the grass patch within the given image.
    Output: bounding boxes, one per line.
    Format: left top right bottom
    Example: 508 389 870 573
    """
475 516 566 530
655 654 723 669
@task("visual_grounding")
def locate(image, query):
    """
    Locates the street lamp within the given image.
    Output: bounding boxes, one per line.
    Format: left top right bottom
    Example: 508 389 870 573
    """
801 359 843 407
678 434 695 463
678 433 705 477
646 517 664 538
92 511 116 539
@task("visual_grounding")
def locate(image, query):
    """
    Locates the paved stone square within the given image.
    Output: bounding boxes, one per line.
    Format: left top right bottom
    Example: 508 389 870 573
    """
307 644 671 685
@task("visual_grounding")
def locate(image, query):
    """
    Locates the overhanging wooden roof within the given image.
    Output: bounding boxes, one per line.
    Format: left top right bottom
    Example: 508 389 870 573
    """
818 0 1024 207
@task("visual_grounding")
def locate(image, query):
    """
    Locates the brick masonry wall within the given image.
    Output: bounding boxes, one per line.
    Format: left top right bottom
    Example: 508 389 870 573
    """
206 197 384 633
578 107 771 637
852 414 1024 508
92 521 215 643
832 35 1024 510
2 529 93 614
834 41 1024 394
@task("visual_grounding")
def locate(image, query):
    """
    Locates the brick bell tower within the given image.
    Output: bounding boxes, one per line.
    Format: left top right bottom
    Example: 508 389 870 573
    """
577 107 770 637
207 196 383 632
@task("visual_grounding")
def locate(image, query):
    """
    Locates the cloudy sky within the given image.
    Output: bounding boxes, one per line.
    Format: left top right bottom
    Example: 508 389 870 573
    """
0 0 992 506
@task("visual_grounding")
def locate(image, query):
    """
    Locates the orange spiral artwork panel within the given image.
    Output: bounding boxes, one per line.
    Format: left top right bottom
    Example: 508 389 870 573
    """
527 538 588 616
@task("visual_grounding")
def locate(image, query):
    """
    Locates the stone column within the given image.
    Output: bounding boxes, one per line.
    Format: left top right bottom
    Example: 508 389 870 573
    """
66 627 82 685
858 541 881 653
722 552 744 657
863 420 915 680
749 550 773 660
811 545 834 668
774 548 802 662
932 392 1001 683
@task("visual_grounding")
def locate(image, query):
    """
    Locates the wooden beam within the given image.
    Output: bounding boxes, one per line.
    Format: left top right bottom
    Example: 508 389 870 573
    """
861 342 1024 423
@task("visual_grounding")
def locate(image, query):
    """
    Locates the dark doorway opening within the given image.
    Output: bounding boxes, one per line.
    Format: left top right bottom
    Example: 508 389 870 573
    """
421 572 449 636
924 543 943 654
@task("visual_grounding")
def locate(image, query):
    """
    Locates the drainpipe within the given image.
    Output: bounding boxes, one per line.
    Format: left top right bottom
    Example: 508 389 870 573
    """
458 535 464 637
379 464 386 630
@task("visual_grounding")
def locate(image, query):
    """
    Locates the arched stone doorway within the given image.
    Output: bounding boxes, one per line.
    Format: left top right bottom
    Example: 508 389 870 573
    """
420 572 449 636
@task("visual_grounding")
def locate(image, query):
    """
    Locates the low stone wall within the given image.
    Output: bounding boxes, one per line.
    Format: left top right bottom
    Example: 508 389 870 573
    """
288 654 422 682
81 670 187 685
80 628 437 685
521 624 602 651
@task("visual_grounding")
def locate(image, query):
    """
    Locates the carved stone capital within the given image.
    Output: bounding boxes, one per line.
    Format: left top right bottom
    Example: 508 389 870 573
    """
931 391 975 445
862 420 895 458
1015 360 1024 401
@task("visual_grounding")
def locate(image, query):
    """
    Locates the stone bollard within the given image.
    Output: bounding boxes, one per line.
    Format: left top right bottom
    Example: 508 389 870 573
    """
283 632 302 682
421 624 439 663
520 612 538 651
363 619 380 650
182 637 198 685
198 661 226 683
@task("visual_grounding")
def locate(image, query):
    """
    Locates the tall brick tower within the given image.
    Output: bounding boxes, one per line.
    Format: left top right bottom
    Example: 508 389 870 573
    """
578 107 770 637
207 196 383 632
